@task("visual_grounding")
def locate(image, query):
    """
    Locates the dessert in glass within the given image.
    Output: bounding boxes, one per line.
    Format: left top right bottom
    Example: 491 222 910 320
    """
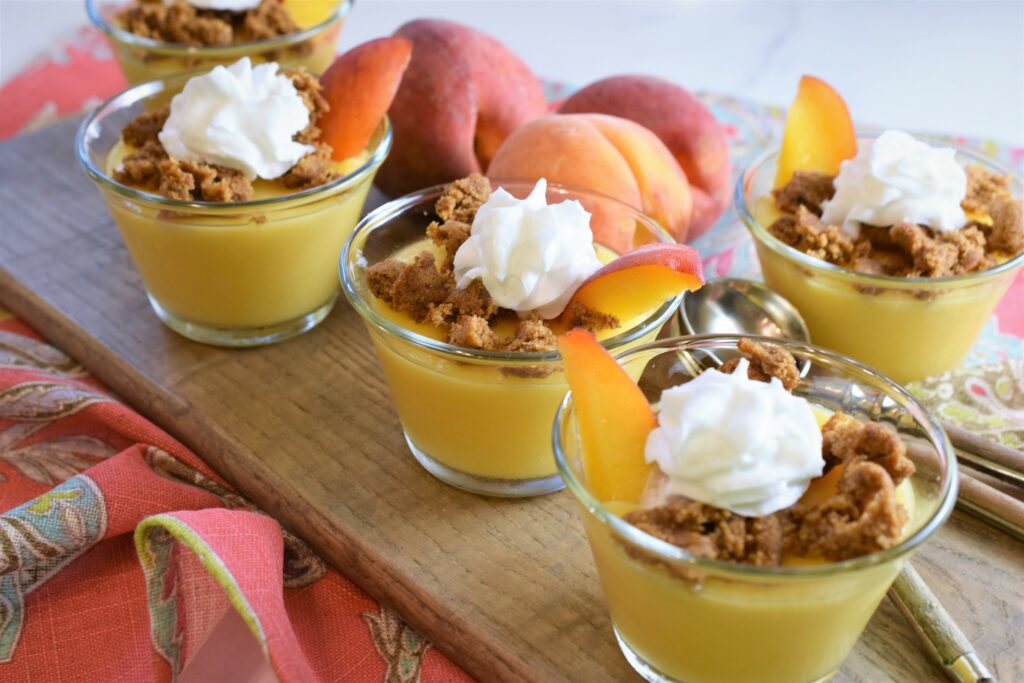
77 45 404 345
738 76 1024 384
87 0 351 85
341 175 704 496
555 331 956 683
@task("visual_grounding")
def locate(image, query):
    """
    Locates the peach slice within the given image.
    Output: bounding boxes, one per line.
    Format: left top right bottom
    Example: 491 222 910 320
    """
774 75 857 188
558 329 655 502
319 37 413 161
562 243 704 324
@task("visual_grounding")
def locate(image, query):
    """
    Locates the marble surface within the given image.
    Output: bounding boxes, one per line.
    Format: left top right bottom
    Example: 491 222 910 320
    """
1 0 1022 145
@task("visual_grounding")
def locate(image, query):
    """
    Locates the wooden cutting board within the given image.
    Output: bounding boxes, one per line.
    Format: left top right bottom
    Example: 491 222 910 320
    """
1 119 1021 682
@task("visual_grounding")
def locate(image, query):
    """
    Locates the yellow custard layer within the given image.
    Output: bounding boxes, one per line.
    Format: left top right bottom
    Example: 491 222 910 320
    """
365 240 662 482
103 141 373 331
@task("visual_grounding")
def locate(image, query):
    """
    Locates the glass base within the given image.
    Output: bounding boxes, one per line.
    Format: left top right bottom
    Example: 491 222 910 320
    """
403 433 564 498
148 294 336 347
614 628 838 683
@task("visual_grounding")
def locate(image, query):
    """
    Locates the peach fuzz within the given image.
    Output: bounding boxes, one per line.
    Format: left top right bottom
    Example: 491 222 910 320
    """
560 75 731 240
319 37 412 160
559 329 655 502
563 243 704 325
487 113 693 246
774 75 857 188
376 19 547 196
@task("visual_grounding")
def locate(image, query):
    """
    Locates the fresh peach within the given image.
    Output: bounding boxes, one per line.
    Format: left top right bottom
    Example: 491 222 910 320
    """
774 75 857 188
563 243 704 324
376 19 547 196
559 75 731 239
318 37 412 161
487 113 693 246
558 328 655 502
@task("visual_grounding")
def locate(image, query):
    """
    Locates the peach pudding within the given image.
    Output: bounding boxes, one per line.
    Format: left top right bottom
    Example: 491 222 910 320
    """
87 0 351 85
738 76 1024 383
555 331 956 683
341 175 703 496
77 39 409 345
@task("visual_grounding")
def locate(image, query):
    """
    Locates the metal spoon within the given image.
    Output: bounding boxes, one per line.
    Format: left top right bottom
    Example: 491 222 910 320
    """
680 278 991 683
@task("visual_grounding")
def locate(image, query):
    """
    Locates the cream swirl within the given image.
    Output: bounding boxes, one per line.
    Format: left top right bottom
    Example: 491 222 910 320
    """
164 0 261 11
820 130 968 237
644 359 824 517
452 179 603 318
158 58 313 181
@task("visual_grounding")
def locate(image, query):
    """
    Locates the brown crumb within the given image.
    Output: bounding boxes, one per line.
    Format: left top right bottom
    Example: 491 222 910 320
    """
122 107 169 147
821 412 915 484
435 173 492 224
284 67 329 145
985 196 1024 254
769 205 855 264
280 143 337 190
379 253 451 323
502 318 558 353
772 171 835 216
117 0 299 46
890 222 959 277
426 220 472 273
962 164 1012 215
719 338 800 391
561 301 620 333
366 259 405 305
448 315 498 350
115 139 254 201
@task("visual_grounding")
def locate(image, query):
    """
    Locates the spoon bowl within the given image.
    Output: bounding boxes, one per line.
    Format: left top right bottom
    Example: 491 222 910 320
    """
681 278 810 342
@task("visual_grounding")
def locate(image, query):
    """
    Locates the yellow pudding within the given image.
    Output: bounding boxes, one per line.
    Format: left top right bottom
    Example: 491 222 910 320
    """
738 143 1024 384
89 0 350 85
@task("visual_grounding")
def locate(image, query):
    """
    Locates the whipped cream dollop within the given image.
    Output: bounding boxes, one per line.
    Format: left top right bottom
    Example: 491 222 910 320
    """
644 359 824 517
820 130 968 237
452 179 603 318
158 58 313 180
165 0 261 11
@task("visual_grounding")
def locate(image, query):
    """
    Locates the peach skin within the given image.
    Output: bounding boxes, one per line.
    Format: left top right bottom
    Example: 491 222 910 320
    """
774 75 857 188
563 244 704 325
376 19 547 196
319 37 412 160
559 328 655 502
487 113 693 245
559 75 731 239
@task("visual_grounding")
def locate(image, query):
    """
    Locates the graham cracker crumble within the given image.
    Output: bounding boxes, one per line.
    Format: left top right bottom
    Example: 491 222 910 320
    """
112 68 335 202
768 164 1022 277
118 0 300 47
366 175 619 353
623 340 915 568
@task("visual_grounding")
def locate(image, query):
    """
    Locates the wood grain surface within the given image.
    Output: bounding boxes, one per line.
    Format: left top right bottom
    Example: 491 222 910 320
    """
1 119 1021 682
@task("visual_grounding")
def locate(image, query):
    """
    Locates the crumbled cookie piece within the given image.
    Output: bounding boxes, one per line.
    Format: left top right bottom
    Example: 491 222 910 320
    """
115 140 253 201
285 68 329 145
561 301 620 333
375 252 450 322
122 107 169 147
366 259 405 305
426 220 472 273
985 196 1024 254
280 144 337 190
719 338 800 391
118 0 299 46
890 222 959 277
772 171 835 216
435 173 492 223
625 497 784 567
942 225 994 274
962 164 1012 215
503 318 558 353
179 159 253 201
785 461 907 561
769 205 855 264
448 315 498 350
239 0 298 41
821 412 914 484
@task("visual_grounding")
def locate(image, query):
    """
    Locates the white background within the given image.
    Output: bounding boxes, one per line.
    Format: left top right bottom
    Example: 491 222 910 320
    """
1 0 1023 145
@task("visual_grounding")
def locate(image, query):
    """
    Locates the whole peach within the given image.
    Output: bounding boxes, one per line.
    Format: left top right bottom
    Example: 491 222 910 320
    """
559 75 731 239
376 19 547 197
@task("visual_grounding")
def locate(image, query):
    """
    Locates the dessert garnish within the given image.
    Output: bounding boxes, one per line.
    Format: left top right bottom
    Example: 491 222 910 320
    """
367 175 703 352
559 330 915 567
767 77 1023 277
117 0 302 46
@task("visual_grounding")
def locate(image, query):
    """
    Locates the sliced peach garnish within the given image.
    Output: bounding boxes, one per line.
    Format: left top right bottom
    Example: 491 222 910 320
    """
558 328 655 502
561 243 704 324
319 37 413 160
774 75 857 188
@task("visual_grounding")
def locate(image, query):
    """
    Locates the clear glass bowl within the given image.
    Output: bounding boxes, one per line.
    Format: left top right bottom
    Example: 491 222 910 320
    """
554 335 957 683
736 135 1024 384
340 180 681 497
87 0 352 85
77 69 391 346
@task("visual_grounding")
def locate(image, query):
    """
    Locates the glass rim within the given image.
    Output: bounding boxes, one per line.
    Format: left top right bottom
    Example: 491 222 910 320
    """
339 178 682 364
74 67 392 211
553 333 959 578
86 0 352 54
736 132 1024 287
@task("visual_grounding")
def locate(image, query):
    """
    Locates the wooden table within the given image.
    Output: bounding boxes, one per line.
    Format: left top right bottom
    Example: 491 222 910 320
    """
1 119 1021 682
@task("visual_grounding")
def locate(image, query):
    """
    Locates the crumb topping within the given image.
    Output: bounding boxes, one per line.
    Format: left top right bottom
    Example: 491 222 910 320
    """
118 0 300 46
768 163 1022 277
112 67 336 201
624 341 916 568
366 175 621 352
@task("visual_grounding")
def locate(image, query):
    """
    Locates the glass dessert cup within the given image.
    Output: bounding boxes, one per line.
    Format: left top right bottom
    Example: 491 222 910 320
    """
77 70 391 347
87 0 351 85
341 181 681 497
554 335 957 683
737 136 1024 385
